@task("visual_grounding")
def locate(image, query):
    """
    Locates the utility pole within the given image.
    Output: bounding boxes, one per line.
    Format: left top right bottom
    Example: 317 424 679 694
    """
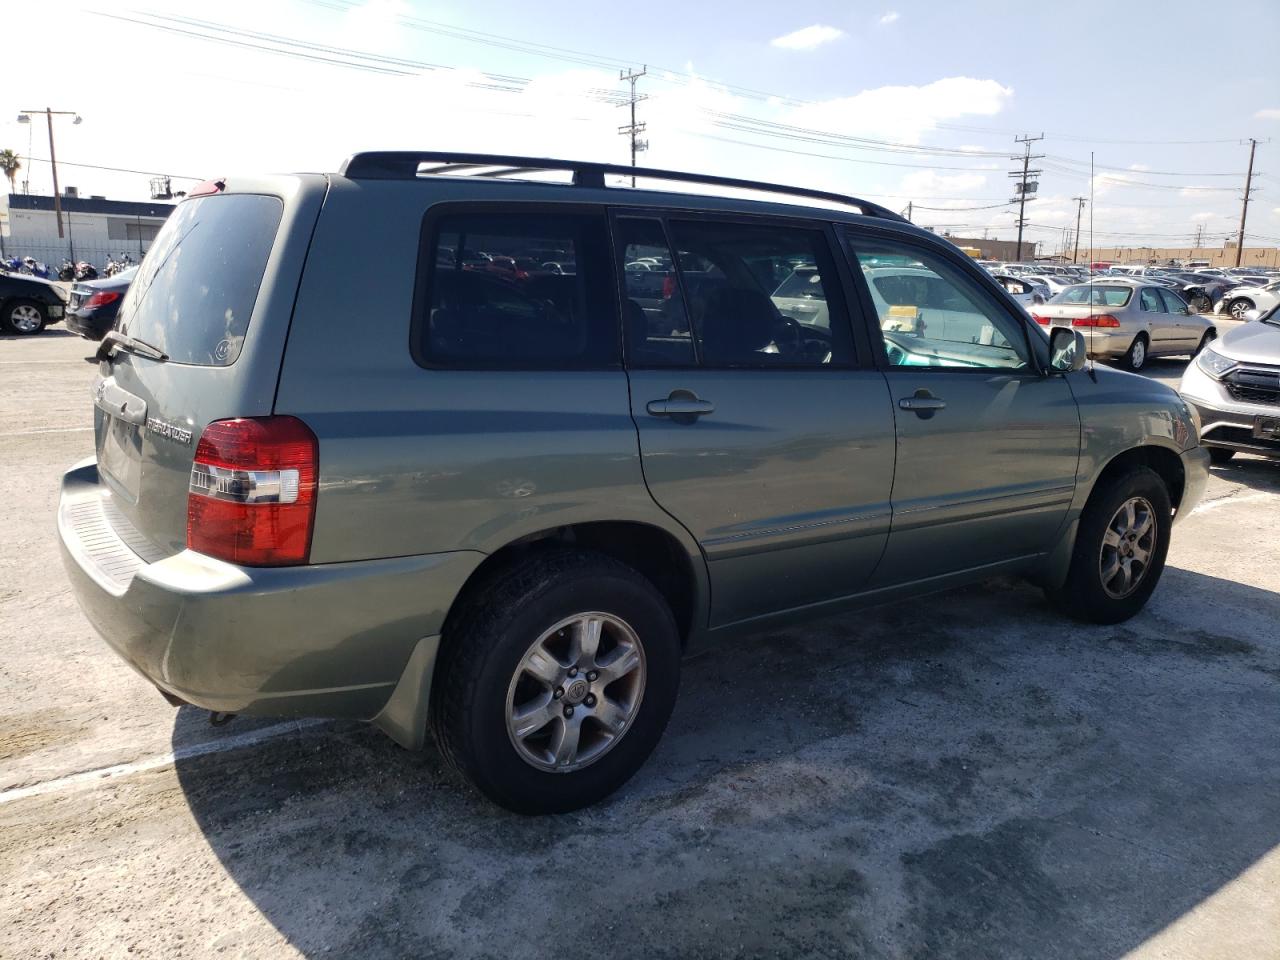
1193 223 1204 249
1235 137 1259 267
617 66 648 187
906 201 913 222
1009 133 1044 262
1071 196 1086 264
17 108 81 239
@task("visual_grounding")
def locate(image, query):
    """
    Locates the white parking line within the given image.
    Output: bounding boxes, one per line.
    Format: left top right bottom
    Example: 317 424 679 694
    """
0 360 87 364
1190 491 1277 515
0 718 328 805
0 426 93 438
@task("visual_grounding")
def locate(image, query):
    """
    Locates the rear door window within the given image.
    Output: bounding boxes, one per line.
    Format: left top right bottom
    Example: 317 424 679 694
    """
416 209 616 368
116 194 283 366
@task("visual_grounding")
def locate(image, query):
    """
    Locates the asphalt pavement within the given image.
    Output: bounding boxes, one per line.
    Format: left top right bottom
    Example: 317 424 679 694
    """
1 328 1277 960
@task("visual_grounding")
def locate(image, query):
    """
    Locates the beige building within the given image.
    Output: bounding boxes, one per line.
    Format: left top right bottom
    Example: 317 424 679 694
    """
1070 242 1279 269
939 235 1035 261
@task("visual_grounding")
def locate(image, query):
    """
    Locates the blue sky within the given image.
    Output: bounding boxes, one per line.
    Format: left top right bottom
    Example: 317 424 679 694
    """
3 0 1278 252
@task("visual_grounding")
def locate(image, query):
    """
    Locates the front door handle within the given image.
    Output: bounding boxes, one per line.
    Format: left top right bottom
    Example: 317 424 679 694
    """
899 389 946 418
647 392 715 419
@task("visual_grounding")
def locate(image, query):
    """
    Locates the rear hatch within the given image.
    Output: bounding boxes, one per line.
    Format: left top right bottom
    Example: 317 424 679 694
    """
92 177 326 558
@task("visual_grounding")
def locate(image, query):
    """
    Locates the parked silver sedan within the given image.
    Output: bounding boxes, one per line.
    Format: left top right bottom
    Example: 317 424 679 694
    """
1032 280 1217 371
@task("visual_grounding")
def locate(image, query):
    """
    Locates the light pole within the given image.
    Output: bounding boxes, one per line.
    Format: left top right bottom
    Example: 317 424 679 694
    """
17 108 82 239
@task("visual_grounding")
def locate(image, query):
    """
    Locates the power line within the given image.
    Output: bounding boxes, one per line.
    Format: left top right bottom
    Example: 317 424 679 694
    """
22 156 204 182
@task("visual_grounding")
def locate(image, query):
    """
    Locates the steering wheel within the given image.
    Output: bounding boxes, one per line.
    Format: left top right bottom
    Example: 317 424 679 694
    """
773 314 832 362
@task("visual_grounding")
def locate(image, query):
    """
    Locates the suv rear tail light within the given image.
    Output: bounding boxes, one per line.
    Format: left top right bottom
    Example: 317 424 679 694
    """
661 275 676 299
85 291 121 308
1031 313 1050 325
187 416 318 566
1071 314 1121 328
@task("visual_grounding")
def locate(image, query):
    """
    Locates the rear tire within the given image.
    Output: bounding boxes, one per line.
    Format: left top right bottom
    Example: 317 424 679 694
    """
3 299 47 335
1124 334 1148 371
1208 447 1236 465
1045 466 1172 625
430 548 681 814
1188 293 1212 314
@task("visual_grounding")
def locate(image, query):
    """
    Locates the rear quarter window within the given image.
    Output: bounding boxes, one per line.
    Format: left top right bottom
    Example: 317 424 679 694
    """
116 194 282 366
414 209 616 369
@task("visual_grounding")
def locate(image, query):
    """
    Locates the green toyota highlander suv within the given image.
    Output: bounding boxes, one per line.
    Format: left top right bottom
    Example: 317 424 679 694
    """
58 152 1209 813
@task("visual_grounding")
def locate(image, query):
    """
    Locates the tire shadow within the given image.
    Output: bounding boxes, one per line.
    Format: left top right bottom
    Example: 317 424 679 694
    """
173 569 1280 960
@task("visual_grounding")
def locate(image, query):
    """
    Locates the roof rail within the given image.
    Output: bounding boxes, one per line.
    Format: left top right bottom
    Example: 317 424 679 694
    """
338 151 905 221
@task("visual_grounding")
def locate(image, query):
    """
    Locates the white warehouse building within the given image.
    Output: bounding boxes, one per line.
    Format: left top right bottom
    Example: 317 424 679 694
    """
0 192 174 267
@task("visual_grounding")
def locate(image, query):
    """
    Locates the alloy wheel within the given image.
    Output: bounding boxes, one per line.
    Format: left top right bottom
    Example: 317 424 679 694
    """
1129 339 1146 369
9 304 42 333
505 612 646 772
1099 496 1156 599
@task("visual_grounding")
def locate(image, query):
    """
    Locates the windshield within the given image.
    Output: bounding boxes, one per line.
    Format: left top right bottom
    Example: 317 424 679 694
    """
1053 285 1133 306
116 194 283 366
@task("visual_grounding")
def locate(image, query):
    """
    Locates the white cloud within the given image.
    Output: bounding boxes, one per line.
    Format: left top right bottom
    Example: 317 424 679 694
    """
877 11 900 25
787 77 1014 144
1254 107 1280 120
898 171 987 197
1128 163 1151 172
770 24 844 50
1189 212 1216 222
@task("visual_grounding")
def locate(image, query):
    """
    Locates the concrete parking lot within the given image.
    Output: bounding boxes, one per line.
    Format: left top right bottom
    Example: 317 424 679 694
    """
1 329 1277 960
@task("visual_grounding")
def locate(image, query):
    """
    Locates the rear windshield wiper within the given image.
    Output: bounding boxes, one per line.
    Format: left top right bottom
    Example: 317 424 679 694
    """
91 330 169 364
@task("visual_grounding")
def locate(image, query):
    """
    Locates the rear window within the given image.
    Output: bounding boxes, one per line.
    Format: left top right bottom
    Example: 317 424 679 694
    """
774 269 824 298
1053 285 1133 307
116 194 282 366
416 210 615 368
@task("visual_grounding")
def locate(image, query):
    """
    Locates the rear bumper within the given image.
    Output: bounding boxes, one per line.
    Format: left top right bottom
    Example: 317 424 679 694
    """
65 309 114 340
57 458 484 742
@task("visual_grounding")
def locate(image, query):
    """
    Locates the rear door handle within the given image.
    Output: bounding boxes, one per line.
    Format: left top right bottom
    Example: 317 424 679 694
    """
647 395 715 419
899 390 946 418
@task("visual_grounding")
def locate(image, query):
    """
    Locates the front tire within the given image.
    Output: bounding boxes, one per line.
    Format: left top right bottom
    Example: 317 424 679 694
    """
1227 297 1255 320
1045 466 1172 625
1124 334 1148 371
430 549 681 814
4 299 47 335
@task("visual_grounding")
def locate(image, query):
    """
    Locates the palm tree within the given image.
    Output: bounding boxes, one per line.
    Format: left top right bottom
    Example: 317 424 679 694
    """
0 150 21 195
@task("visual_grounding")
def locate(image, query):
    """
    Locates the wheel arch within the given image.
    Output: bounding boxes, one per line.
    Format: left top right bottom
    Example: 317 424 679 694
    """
1037 443 1186 592
442 520 708 652
1092 445 1187 514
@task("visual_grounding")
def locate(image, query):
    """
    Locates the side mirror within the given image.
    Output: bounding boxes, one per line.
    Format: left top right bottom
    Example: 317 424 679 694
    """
1049 326 1087 372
